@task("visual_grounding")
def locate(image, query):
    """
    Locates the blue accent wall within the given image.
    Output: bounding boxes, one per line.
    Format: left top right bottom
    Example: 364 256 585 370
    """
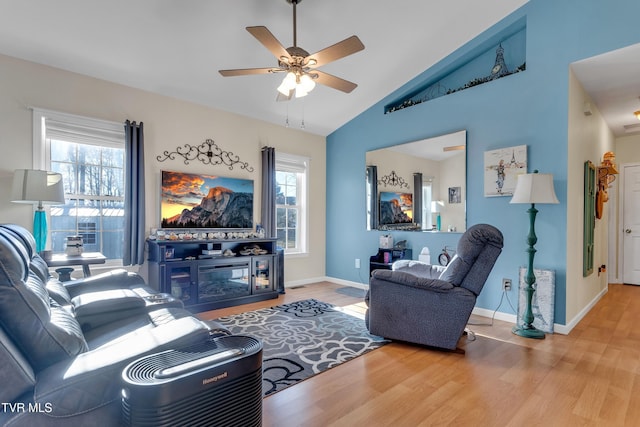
326 0 640 325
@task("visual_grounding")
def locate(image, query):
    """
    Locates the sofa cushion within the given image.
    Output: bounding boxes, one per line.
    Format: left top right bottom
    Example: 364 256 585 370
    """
0 326 36 403
46 278 73 305
0 234 88 372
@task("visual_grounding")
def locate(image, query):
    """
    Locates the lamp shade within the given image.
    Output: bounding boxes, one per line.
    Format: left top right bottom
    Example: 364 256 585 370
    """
510 172 559 205
11 169 65 207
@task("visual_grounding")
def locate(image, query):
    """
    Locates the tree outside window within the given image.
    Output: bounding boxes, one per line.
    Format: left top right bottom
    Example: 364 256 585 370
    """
49 139 125 260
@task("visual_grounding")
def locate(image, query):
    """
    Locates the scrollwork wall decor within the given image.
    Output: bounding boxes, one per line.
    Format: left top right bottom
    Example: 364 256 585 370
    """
378 170 409 188
156 139 254 172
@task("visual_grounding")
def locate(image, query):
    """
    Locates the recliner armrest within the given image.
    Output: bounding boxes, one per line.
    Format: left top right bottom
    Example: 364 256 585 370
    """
64 269 147 298
372 269 455 292
72 289 147 330
72 289 145 316
391 259 446 279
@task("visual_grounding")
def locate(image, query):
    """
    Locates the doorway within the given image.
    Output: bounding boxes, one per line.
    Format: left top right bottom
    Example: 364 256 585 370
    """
621 163 640 285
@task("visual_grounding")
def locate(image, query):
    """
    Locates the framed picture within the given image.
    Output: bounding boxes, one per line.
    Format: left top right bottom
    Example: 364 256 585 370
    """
484 145 527 197
517 267 555 333
448 187 461 204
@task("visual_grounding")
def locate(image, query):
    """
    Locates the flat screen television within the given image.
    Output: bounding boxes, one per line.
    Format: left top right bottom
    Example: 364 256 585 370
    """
379 191 413 225
160 170 254 229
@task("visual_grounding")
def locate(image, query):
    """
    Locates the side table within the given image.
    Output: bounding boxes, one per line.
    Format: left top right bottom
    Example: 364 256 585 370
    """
45 252 107 279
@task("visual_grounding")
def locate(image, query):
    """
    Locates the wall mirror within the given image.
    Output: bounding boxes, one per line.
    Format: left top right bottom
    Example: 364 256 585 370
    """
366 130 466 232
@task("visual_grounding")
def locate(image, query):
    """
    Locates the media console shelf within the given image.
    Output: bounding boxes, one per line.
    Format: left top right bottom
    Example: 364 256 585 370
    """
147 238 281 313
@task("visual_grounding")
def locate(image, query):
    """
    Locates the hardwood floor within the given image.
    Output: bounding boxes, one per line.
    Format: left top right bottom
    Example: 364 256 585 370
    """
197 282 640 426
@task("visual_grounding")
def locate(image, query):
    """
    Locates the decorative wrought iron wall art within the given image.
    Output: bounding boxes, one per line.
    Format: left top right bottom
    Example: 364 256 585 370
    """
156 139 254 172
378 170 409 188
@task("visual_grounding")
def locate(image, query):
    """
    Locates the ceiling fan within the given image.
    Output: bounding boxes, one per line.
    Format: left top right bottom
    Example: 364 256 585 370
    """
218 0 365 100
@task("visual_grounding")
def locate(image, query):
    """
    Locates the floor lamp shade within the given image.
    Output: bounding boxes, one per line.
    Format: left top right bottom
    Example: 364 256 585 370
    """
11 169 65 252
509 171 558 339
510 172 559 205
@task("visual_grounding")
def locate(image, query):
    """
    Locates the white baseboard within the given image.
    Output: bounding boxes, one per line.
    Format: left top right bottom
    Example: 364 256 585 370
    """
322 276 369 290
285 276 367 289
471 306 517 324
559 285 608 334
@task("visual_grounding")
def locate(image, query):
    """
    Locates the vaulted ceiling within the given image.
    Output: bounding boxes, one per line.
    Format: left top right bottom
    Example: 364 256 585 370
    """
0 0 530 136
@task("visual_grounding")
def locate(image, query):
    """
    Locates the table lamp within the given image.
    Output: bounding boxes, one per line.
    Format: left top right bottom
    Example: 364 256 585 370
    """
11 169 65 253
431 200 443 231
509 170 559 339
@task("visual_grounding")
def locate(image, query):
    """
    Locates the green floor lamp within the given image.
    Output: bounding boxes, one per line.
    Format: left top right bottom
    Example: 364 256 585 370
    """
510 170 559 339
11 169 65 253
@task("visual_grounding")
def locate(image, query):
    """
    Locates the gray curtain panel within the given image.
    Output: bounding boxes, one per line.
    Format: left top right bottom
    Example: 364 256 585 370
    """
366 165 378 230
123 120 145 266
261 146 276 238
413 172 423 228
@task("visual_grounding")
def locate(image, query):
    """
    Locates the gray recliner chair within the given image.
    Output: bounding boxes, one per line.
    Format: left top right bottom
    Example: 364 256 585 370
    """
365 223 504 350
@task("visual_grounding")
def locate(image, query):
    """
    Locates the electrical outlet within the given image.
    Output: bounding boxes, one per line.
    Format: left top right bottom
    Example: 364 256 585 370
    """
502 278 512 291
355 258 361 269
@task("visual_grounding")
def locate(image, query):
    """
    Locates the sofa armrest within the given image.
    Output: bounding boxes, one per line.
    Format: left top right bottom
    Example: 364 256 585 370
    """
72 289 147 329
64 269 147 298
32 316 211 417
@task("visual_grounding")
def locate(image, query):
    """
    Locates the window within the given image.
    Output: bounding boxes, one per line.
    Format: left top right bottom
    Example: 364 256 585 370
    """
32 109 125 263
275 153 309 255
421 181 434 230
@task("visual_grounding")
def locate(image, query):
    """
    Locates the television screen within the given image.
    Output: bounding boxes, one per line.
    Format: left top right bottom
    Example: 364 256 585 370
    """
160 170 253 229
379 191 413 225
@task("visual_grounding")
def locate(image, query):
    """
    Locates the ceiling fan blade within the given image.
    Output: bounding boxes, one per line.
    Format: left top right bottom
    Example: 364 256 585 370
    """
246 26 292 62
443 145 466 152
219 67 279 77
313 70 358 93
306 36 365 68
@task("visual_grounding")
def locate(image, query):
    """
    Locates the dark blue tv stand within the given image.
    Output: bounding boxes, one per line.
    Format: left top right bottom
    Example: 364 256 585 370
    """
147 238 282 313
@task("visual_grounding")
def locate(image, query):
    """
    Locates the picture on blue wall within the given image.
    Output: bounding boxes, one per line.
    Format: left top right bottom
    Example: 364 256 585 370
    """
483 144 527 197
160 170 253 229
379 192 413 225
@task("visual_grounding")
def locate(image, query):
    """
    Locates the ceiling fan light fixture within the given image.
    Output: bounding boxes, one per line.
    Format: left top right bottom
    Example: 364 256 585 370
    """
299 73 316 92
294 86 308 98
277 72 297 95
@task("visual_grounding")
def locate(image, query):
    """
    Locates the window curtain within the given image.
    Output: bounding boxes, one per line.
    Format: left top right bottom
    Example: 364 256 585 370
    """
366 165 378 230
123 120 145 266
261 146 276 238
413 172 423 229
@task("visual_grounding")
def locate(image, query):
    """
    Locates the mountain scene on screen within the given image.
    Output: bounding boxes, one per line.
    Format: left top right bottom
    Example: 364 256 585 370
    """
379 193 413 225
162 186 253 228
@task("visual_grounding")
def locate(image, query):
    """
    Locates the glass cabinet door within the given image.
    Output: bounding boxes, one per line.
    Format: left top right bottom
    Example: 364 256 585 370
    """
166 262 195 304
252 256 273 293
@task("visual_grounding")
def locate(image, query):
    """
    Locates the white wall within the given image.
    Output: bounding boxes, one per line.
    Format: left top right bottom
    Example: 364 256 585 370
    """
566 69 614 324
0 53 326 284
616 134 640 162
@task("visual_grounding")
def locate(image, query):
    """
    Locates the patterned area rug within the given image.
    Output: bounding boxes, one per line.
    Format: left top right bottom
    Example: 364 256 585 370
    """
213 298 389 396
